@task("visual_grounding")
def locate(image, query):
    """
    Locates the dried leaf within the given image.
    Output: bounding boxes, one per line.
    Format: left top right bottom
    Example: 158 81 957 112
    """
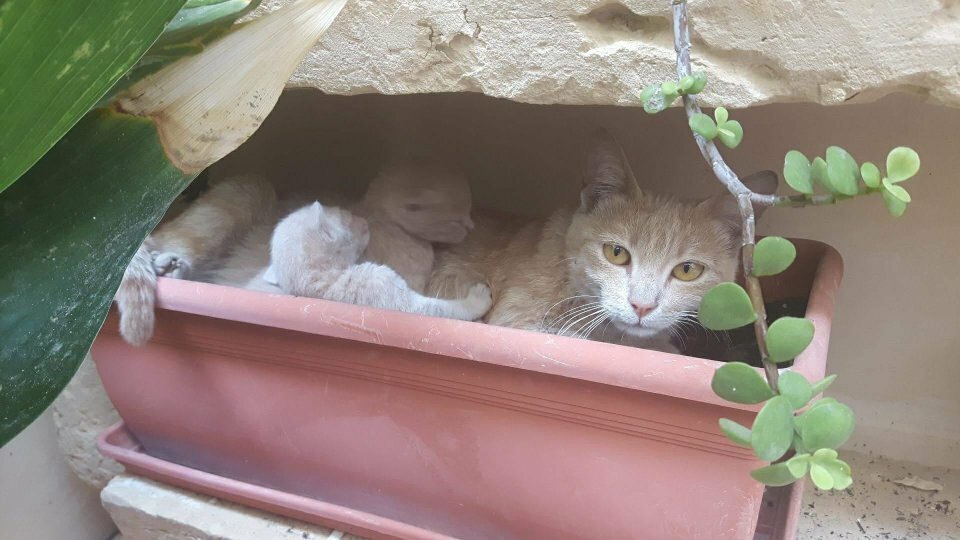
893 477 943 492
117 0 349 173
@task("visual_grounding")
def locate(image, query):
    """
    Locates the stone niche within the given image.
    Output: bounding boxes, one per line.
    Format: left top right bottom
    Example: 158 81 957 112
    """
59 0 960 518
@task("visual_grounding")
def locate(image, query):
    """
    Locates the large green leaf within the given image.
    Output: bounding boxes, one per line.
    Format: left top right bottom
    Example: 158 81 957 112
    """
0 0 351 446
0 0 188 191
101 0 263 105
0 110 196 445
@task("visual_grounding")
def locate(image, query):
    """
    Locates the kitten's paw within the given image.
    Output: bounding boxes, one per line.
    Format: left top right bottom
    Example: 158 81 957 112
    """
153 252 192 279
464 283 493 320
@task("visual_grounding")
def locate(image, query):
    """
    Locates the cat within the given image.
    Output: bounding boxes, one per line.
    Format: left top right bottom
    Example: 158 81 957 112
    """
351 158 473 292
428 129 778 353
114 159 475 345
213 159 475 293
265 201 492 320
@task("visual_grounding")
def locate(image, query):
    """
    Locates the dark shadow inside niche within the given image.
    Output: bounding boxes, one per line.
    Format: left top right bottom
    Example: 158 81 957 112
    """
209 88 726 219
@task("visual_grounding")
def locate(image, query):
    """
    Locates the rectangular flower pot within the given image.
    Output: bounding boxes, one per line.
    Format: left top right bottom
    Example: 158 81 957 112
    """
93 238 842 540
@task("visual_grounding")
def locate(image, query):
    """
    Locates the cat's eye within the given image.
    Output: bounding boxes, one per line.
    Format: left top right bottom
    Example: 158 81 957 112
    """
602 243 631 266
404 203 423 212
672 261 705 281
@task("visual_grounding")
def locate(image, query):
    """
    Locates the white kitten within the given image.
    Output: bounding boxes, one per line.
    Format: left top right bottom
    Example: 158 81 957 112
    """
266 202 492 320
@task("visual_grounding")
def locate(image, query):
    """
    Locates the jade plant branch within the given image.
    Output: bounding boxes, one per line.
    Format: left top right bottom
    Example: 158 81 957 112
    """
666 0 916 490
669 0 781 391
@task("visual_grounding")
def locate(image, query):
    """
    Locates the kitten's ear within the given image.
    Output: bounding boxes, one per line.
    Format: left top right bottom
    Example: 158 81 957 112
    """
310 201 324 224
263 265 279 286
701 170 780 228
580 129 641 211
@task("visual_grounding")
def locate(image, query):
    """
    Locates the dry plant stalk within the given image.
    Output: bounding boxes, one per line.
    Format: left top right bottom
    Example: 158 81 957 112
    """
117 0 349 174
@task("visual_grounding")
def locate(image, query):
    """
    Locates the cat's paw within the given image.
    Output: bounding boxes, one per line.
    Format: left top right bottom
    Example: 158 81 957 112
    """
464 283 493 320
152 251 192 279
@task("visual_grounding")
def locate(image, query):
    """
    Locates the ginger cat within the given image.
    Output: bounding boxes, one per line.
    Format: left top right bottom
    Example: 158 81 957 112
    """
428 129 777 353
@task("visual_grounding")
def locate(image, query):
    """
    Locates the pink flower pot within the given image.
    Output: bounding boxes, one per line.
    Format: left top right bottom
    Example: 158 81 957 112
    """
93 238 842 540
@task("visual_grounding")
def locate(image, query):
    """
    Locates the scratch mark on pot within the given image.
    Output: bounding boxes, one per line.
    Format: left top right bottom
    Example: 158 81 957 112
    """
453 345 475 359
535 351 571 366
327 316 383 343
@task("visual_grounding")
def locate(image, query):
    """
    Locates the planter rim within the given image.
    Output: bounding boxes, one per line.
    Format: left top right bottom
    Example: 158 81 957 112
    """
150 238 842 411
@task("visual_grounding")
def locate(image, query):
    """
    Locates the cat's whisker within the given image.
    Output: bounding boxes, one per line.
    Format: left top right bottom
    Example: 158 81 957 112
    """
557 307 606 337
546 302 604 330
546 304 603 331
667 326 688 352
600 318 613 338
557 307 607 337
539 295 601 328
574 317 603 340
578 313 609 340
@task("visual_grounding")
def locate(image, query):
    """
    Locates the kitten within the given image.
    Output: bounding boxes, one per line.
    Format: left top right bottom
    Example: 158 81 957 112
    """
114 160 475 345
352 158 473 292
151 174 279 281
428 129 778 353
211 159 474 292
266 202 492 320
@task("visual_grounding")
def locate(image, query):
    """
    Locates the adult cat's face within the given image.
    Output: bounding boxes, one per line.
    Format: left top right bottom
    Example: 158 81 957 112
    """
565 130 777 340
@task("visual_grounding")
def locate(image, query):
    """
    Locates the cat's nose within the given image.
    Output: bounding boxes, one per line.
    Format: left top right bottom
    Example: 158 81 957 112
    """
631 302 657 319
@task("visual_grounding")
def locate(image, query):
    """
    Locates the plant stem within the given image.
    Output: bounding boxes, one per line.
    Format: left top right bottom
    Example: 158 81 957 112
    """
670 0 779 392
768 194 839 207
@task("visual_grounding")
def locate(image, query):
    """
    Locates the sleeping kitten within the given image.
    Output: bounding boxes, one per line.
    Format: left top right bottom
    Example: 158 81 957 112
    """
352 158 473 292
266 202 492 320
210 159 474 292
115 160 475 345
428 129 778 353
114 177 274 345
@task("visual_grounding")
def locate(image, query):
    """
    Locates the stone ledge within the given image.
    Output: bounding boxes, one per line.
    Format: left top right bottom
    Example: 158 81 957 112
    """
101 475 362 540
52 355 123 490
250 0 960 109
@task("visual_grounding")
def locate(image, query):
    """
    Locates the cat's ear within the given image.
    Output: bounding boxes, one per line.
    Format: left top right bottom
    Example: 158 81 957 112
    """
580 129 641 211
310 201 324 224
701 170 779 228
263 265 279 286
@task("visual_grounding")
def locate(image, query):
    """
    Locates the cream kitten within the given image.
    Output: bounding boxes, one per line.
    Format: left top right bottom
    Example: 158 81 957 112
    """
428 129 778 353
152 174 278 281
115 160 475 345
211 160 474 292
353 158 474 292
266 202 492 319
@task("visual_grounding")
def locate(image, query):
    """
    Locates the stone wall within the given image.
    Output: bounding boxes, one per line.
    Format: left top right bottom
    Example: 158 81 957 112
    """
253 0 960 108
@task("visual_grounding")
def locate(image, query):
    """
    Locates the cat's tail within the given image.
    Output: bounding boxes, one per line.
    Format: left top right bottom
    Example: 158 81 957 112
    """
114 241 158 346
